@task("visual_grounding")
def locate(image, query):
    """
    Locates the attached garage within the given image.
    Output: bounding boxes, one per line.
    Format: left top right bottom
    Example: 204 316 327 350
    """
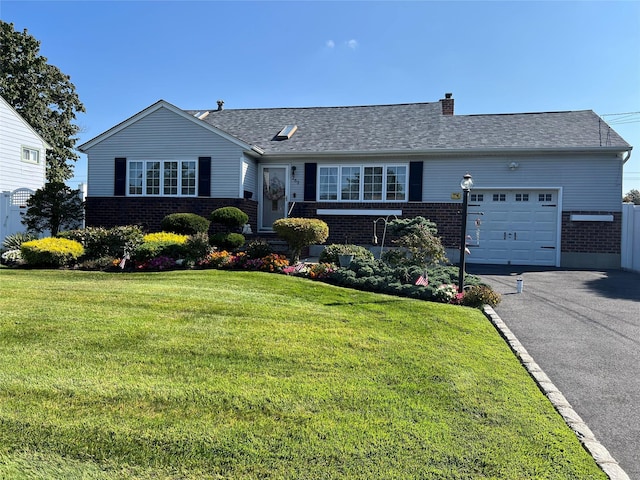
465 189 560 266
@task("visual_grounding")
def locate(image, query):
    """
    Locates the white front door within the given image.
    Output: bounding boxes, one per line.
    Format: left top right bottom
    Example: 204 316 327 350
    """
259 166 288 231
465 189 559 266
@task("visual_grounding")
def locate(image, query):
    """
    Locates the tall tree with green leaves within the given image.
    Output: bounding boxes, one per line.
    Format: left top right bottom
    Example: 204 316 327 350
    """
0 21 85 182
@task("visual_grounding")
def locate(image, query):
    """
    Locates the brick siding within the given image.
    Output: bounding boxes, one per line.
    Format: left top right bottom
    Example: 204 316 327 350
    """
85 197 258 234
85 198 621 256
291 201 463 248
561 211 621 254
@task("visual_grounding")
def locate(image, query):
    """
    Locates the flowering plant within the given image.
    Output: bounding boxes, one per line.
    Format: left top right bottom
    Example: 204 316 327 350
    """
433 284 459 303
1 249 23 266
256 253 289 272
136 256 177 271
307 263 334 279
282 263 309 276
199 250 233 268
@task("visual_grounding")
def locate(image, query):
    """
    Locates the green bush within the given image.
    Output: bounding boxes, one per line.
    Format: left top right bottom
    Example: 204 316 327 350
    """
210 232 245 250
462 285 501 308
210 207 248 229
21 237 84 268
319 244 374 264
161 213 210 235
183 232 212 263
59 225 144 259
273 217 329 263
244 239 273 259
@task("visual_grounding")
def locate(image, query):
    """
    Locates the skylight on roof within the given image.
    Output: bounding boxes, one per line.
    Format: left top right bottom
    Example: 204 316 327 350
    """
276 125 298 140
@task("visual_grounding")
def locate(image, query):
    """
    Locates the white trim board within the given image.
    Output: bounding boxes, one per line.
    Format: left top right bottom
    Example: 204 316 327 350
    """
317 209 403 216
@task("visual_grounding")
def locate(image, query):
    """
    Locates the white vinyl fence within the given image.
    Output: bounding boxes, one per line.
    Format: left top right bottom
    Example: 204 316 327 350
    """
0 188 34 246
621 203 640 273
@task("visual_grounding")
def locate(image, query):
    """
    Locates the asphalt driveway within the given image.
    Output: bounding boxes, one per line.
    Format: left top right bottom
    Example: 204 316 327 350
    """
467 265 640 479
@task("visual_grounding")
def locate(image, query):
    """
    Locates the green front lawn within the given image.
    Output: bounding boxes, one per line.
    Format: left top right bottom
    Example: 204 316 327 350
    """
0 269 604 479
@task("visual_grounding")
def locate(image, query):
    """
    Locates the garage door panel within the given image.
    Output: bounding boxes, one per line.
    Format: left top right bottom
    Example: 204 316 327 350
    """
465 189 558 266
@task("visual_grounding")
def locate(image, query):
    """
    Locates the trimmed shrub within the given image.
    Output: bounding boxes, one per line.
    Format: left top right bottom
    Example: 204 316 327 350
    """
143 232 188 244
273 217 329 263
161 213 210 235
21 237 84 268
59 225 144 259
462 285 501 308
319 244 374 264
210 207 248 229
210 232 245 250
133 232 189 262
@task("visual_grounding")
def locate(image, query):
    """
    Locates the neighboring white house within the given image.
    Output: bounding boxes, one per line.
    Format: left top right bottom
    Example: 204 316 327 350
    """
79 94 633 269
0 95 49 245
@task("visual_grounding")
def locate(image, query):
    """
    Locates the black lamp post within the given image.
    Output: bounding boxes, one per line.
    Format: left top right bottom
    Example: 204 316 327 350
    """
458 173 473 293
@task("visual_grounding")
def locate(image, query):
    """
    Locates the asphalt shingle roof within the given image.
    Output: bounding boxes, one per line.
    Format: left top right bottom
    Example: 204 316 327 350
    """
185 101 630 155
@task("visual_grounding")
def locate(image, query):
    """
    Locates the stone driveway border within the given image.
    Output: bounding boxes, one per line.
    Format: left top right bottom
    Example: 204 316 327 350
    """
483 305 630 480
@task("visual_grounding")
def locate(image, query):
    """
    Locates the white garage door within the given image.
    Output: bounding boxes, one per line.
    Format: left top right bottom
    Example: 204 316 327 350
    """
465 189 559 266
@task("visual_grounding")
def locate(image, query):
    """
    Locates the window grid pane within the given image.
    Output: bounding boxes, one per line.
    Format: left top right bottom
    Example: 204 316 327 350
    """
386 166 406 201
129 161 143 195
363 166 383 200
319 167 338 200
146 162 160 195
164 161 178 195
341 167 360 200
181 161 196 195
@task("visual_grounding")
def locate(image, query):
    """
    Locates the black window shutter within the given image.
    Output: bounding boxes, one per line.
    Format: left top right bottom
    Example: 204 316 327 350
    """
408 161 423 202
114 157 126 196
304 163 317 201
198 157 211 197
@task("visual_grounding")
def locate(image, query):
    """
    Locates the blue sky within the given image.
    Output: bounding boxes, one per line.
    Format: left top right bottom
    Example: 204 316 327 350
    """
2 1 639 193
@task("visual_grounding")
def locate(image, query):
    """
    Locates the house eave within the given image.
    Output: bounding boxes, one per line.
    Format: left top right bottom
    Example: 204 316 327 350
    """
259 145 632 160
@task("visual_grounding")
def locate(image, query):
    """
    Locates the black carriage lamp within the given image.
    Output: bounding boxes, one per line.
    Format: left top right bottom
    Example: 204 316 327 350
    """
458 173 473 293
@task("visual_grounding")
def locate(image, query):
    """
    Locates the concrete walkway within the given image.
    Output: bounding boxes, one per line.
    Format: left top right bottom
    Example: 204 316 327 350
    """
468 266 640 479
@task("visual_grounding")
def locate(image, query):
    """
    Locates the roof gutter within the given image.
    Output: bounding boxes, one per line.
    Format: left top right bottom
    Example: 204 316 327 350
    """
261 146 632 159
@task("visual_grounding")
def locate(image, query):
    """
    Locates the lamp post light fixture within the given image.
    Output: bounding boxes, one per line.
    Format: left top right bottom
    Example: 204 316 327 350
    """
458 173 473 293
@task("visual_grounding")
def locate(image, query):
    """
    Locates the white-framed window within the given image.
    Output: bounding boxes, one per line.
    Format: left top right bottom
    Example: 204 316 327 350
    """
318 164 408 202
538 193 553 202
470 193 484 202
515 193 529 202
492 193 506 202
128 160 197 196
22 146 40 164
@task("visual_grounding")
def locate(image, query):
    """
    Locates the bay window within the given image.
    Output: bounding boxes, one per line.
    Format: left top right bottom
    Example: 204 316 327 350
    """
318 164 407 202
128 160 197 196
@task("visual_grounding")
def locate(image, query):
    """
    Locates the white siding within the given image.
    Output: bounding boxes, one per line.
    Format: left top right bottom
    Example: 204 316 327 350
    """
0 98 47 192
241 154 258 199
86 107 245 197
422 153 623 211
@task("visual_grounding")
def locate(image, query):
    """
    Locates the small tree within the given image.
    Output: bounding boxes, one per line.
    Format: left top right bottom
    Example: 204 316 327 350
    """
273 218 329 263
382 216 447 268
22 182 84 236
623 189 640 205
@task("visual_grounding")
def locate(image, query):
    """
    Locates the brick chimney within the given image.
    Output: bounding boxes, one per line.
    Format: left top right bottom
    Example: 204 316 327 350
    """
440 93 454 116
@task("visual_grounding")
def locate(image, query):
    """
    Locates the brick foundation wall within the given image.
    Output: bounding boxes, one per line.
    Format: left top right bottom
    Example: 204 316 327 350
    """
561 211 621 254
85 197 258 233
291 202 463 248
